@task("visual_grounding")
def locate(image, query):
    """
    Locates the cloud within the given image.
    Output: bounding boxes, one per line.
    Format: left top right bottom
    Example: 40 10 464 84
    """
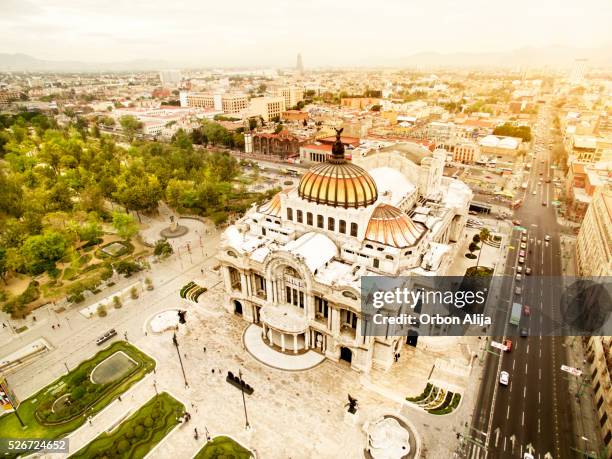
0 0 610 66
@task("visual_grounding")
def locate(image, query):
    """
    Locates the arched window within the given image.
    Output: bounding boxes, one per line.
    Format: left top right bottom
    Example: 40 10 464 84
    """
296 210 303 223
317 215 324 228
287 208 293 220
373 258 379 268
350 222 358 237
307 212 313 226
328 217 335 231
339 219 346 234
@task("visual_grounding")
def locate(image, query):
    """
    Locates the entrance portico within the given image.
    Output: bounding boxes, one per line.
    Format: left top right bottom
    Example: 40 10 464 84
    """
260 303 309 354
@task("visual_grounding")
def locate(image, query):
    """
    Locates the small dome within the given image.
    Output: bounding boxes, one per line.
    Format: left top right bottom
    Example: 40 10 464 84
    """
259 192 282 217
365 204 425 248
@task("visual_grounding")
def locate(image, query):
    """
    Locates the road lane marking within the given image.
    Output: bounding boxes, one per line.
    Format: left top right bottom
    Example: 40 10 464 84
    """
539 368 541 380
524 386 527 398
507 405 510 419
522 411 525 426
513 359 516 370
526 362 528 374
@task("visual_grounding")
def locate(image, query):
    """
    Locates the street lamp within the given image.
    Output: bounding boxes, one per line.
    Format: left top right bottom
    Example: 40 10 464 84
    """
172 333 189 388
238 369 250 430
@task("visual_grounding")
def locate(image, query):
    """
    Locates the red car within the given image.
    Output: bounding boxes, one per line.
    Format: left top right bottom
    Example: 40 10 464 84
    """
523 305 531 316
503 339 513 352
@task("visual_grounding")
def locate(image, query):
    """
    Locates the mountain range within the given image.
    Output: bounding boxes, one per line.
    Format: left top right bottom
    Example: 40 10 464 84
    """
1 45 611 72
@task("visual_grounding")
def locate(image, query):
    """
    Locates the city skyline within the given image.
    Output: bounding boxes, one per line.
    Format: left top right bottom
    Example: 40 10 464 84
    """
1 0 612 68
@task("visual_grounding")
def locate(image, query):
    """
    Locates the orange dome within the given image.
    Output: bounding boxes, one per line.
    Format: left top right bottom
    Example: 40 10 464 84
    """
365 204 425 248
298 161 378 208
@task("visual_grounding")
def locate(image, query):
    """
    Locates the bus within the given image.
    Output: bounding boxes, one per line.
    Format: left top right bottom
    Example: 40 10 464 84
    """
510 303 522 326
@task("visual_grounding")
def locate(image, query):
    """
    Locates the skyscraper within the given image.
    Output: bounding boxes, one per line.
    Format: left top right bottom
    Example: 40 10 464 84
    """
569 58 588 85
296 53 304 76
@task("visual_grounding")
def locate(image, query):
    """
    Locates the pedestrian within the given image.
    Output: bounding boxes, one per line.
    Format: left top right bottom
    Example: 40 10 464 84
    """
33 316 36 322
52 325 55 330
203 346 206 353
57 323 60 328
144 331 148 336
212 369 215 374
200 268 204 275
2 323 5 328
118 396 122 402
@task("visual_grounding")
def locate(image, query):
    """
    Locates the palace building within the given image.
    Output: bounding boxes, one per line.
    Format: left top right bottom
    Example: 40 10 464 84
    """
217 132 472 372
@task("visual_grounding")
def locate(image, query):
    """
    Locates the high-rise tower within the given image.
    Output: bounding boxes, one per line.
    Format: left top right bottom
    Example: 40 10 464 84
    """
296 53 304 76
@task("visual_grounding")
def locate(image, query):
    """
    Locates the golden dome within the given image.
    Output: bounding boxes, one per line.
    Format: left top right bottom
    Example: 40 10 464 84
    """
298 162 378 208
365 204 425 248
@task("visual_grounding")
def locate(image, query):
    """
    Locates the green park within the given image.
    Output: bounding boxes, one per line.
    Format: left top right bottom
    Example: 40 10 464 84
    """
0 341 155 446
0 112 279 319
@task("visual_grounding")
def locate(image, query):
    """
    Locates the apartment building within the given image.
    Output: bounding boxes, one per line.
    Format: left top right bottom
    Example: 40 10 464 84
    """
452 141 481 164
0 90 20 105
180 92 249 115
575 185 612 276
565 162 612 221
249 96 285 122
569 136 612 164
586 336 612 457
275 86 303 109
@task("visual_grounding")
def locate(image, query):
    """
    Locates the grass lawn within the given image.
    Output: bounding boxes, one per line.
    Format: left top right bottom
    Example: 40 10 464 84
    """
0 341 155 448
194 436 253 459
70 392 184 459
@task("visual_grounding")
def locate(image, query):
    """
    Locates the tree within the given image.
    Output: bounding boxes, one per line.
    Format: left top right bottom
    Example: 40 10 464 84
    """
0 247 7 284
79 216 103 244
119 115 142 141
113 165 163 216
492 123 532 142
154 239 173 258
479 227 490 242
468 242 479 254
20 231 68 275
112 212 139 241
370 104 382 112
472 234 481 244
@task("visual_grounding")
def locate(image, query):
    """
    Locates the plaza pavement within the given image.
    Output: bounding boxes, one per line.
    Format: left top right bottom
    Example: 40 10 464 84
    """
1 212 493 459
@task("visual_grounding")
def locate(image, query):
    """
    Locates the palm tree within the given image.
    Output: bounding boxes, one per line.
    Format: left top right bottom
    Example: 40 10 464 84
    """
476 227 490 268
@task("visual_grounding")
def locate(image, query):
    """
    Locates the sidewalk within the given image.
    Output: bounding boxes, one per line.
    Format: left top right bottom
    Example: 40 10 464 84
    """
564 336 603 456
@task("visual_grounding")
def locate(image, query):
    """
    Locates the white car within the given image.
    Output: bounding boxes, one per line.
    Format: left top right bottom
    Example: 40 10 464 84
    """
520 243 527 249
544 235 551 241
516 273 522 281
499 371 510 386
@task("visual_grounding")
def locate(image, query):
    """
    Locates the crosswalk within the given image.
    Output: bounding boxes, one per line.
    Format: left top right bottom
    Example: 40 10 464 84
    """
464 439 554 459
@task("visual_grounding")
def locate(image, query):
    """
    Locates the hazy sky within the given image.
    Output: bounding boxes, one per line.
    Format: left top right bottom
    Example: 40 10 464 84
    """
1 0 611 66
